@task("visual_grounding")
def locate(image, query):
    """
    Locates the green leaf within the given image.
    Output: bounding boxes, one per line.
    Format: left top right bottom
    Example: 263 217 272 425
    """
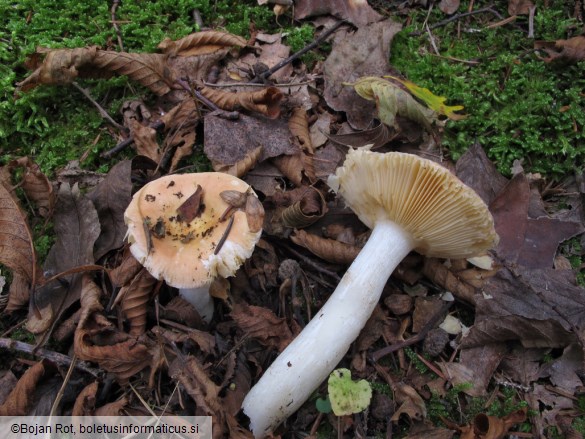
385 75 466 120
347 76 439 133
315 396 332 414
327 368 372 416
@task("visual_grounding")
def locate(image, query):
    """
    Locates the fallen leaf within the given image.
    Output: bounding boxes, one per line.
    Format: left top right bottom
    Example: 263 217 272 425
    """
508 0 535 15
0 361 50 415
294 0 383 26
391 382 427 422
230 302 294 352
490 173 584 269
459 408 527 439
439 0 460 15
88 160 133 260
10 157 55 217
456 142 509 205
116 268 157 336
323 19 402 129
160 296 204 329
157 30 247 57
204 113 296 168
538 343 584 392
127 119 161 163
94 396 128 416
536 36 585 64
386 76 466 120
199 86 283 118
72 381 98 416
78 274 105 329
74 317 153 382
213 145 264 178
328 368 372 416
0 179 37 284
349 76 440 132
325 122 396 150
290 229 360 264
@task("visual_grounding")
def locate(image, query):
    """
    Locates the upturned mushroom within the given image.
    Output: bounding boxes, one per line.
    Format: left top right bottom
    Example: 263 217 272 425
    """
242 148 499 437
124 173 263 322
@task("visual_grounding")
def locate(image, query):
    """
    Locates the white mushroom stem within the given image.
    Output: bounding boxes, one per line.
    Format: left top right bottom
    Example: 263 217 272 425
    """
179 286 214 323
242 219 414 437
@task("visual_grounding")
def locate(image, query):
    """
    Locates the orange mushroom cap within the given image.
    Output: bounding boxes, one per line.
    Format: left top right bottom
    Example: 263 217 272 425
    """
124 173 262 289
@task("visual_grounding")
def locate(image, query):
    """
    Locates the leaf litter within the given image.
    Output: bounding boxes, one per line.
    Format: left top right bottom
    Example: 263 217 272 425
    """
2 3 585 438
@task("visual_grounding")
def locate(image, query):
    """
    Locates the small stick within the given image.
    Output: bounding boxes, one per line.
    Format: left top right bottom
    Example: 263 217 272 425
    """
72 82 125 131
110 0 124 51
251 20 348 83
0 338 100 376
528 6 536 38
409 5 500 36
214 215 234 255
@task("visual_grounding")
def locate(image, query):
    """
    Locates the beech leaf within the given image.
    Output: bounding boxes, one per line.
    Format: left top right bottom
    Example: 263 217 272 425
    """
0 180 37 284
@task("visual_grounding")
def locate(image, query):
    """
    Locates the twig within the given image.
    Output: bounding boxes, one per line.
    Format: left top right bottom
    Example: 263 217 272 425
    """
528 6 537 38
251 20 348 83
50 353 77 417
202 78 317 88
72 82 125 131
409 5 500 36
0 338 100 377
370 301 452 362
282 244 341 281
110 0 124 51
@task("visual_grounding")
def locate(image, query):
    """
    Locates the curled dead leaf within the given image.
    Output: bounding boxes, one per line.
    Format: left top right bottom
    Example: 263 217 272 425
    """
11 157 55 218
245 194 265 234
108 251 144 287
74 318 153 382
230 302 293 352
5 272 31 313
325 123 396 150
116 268 158 336
16 47 99 92
79 274 105 329
158 30 247 57
213 145 264 178
0 361 50 415
160 296 204 328
72 381 98 416
199 86 283 118
291 229 360 265
0 180 37 285
94 396 129 416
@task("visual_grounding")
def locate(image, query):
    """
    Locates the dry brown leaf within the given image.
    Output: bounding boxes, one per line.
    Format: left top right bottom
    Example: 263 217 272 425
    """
0 361 49 415
245 194 265 234
158 100 200 172
5 272 31 313
230 302 294 352
280 188 327 229
214 145 264 178
87 160 133 260
168 355 226 439
199 86 283 118
271 154 305 187
423 258 477 305
16 47 99 92
508 0 535 15
72 381 98 416
79 274 105 329
0 179 37 284
158 30 247 57
439 0 460 14
290 229 360 264
94 396 129 416
160 296 204 328
391 382 427 423
93 50 175 95
325 122 396 150
116 268 157 336
74 318 152 382
459 408 527 439
288 108 316 183
128 119 161 163
11 157 55 218
108 251 144 287
294 0 382 26
536 36 585 64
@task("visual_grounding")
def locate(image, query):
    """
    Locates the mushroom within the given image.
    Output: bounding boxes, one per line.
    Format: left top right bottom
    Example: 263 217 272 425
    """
242 149 499 437
124 173 263 322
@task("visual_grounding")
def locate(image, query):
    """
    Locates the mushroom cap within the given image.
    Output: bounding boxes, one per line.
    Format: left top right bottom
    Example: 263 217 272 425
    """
328 149 498 259
124 173 262 289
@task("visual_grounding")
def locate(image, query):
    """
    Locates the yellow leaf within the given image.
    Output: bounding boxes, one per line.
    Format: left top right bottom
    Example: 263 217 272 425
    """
385 75 467 120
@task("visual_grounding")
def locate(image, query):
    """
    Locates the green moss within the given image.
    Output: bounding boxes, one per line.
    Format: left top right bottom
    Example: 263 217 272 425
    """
1 0 274 175
390 2 585 177
283 24 323 66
